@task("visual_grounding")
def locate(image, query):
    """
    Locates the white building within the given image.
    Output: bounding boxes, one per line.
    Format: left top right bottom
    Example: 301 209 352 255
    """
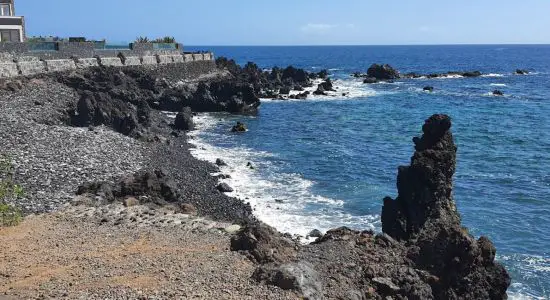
0 0 25 42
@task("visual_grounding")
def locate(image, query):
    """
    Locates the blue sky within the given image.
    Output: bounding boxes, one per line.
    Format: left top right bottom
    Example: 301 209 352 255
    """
18 0 550 45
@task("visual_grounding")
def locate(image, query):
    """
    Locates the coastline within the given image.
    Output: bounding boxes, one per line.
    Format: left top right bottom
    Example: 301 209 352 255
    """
0 61 512 299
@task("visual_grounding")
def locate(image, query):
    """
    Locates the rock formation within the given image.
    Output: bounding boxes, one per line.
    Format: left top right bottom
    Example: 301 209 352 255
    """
367 64 400 80
236 114 510 299
59 66 261 137
381 114 510 299
493 90 504 96
215 56 328 100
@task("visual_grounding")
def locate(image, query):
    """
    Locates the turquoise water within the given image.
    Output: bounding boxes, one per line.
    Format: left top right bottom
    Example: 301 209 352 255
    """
187 45 550 298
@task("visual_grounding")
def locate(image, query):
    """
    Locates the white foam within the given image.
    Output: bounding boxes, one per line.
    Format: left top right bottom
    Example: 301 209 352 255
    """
482 73 505 77
490 83 508 87
498 254 550 299
266 78 377 102
187 114 379 239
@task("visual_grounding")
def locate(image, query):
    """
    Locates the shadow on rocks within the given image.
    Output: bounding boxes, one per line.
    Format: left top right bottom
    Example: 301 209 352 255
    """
76 170 181 207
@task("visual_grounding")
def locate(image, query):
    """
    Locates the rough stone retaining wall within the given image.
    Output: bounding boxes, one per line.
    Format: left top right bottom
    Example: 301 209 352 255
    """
75 58 99 69
100 57 124 67
0 52 215 79
18 61 46 76
0 62 19 77
45 59 77 72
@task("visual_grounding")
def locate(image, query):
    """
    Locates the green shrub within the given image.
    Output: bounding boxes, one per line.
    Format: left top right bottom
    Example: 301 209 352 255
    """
152 36 176 43
0 154 24 227
135 36 150 43
0 202 22 226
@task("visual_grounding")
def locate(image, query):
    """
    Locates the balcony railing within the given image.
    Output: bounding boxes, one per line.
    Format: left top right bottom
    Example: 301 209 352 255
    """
0 16 23 26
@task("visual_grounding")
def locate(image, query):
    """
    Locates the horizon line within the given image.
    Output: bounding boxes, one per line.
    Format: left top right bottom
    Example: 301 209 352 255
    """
185 43 550 47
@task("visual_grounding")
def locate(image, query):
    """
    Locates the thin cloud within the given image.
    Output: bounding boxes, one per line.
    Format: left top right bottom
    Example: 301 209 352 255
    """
300 23 356 34
301 23 337 33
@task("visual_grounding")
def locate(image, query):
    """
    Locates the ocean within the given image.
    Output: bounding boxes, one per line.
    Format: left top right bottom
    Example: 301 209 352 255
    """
186 45 550 299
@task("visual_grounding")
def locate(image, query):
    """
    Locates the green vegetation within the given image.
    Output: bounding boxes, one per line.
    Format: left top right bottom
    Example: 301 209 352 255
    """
135 36 177 44
135 36 150 43
152 36 176 43
0 154 24 227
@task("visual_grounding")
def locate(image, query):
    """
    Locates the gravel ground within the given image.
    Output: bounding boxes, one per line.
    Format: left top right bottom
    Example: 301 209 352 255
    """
0 77 148 213
0 203 297 299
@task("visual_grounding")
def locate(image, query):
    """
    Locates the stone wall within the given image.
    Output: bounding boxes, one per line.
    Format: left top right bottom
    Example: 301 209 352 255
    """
0 51 215 79
0 41 185 61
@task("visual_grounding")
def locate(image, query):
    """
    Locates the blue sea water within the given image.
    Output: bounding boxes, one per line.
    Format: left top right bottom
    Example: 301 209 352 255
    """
187 45 550 299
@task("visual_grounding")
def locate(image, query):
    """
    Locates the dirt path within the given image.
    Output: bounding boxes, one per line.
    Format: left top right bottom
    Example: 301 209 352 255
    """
0 207 296 299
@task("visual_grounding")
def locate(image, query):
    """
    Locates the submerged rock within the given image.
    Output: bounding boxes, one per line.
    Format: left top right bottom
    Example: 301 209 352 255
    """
215 158 228 166
231 121 247 132
515 69 529 75
493 90 504 96
462 70 482 77
362 77 378 84
423 86 434 92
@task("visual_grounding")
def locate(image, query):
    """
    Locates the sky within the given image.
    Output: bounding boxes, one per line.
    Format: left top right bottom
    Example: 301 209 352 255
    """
17 0 550 45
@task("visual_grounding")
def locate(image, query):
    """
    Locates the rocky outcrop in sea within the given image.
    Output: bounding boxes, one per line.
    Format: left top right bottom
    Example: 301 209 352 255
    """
233 114 510 299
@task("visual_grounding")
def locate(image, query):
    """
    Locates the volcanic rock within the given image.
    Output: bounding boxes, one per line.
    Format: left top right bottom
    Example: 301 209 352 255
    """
381 114 510 299
253 261 323 300
231 121 247 132
362 77 378 84
367 64 400 80
174 107 194 130
515 69 529 75
217 183 234 193
230 222 297 264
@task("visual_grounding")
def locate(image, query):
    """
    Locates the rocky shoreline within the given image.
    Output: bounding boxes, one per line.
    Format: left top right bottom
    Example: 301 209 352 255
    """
0 61 511 299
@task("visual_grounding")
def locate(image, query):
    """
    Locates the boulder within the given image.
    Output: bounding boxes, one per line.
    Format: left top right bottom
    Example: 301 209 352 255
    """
231 121 247 132
180 203 197 215
77 170 181 206
515 69 529 75
363 77 378 84
71 90 143 136
462 71 482 77
174 107 194 130
216 158 228 166
217 183 234 193
230 222 297 263
493 90 504 96
253 262 323 300
308 229 323 238
295 92 308 99
319 78 335 91
316 69 329 79
423 86 434 92
313 84 327 96
367 64 400 80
